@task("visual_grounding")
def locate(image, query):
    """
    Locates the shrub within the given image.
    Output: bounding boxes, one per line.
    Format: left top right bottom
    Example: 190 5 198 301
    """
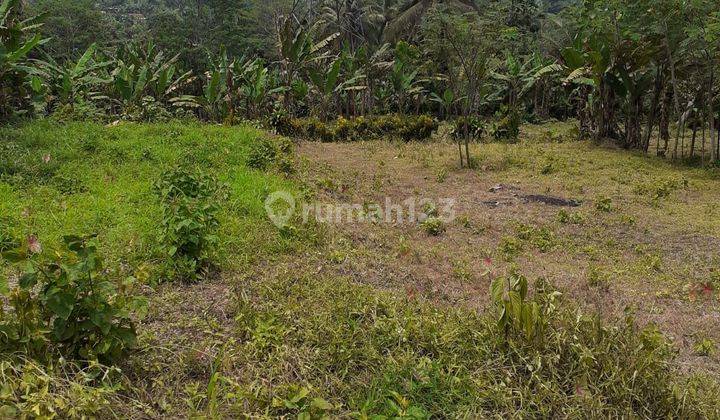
493 106 521 141
0 356 121 418
556 209 584 224
514 222 557 252
247 139 278 171
0 235 147 364
247 137 295 174
50 100 107 123
595 196 613 212
277 115 439 142
450 116 485 140
633 177 688 201
268 106 293 136
421 217 445 236
155 167 224 281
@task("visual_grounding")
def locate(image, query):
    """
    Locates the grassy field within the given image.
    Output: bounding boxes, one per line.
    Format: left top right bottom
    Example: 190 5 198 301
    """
1 120 720 418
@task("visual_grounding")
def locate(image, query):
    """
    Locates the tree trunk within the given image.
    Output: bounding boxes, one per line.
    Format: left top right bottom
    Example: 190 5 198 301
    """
709 67 716 162
643 65 664 152
458 141 464 168
664 33 682 160
701 108 707 165
674 100 693 161
634 96 643 149
659 88 672 156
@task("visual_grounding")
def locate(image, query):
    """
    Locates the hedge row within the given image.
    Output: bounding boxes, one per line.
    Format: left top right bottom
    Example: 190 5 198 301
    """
272 114 439 142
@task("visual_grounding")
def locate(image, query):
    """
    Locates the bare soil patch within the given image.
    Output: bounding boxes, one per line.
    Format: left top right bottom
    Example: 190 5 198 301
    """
297 139 720 376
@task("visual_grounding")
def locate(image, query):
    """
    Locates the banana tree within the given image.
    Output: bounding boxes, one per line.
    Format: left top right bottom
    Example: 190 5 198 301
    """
33 44 113 112
195 47 235 122
0 0 47 120
389 41 425 114
560 34 620 140
236 58 283 120
492 54 538 110
616 56 655 149
276 18 339 112
309 57 343 120
352 43 393 114
110 42 195 116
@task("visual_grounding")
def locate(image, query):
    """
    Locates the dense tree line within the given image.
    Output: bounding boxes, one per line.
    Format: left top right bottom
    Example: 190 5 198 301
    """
2 0 719 163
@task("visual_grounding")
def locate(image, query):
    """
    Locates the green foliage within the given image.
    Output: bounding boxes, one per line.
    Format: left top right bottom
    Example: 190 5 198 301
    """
34 43 113 114
420 216 445 236
0 218 19 252
246 139 278 171
277 115 439 142
155 166 223 281
595 196 613 212
556 209 584 224
450 116 485 140
491 272 553 341
0 0 47 121
246 135 295 175
0 356 120 418
634 177 688 201
30 0 116 62
270 386 335 418
493 106 522 141
110 41 195 119
514 222 557 252
694 337 716 357
0 234 147 363
232 271 720 417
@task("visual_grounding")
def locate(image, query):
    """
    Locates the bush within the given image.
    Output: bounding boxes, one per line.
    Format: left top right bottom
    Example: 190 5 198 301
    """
493 106 521 141
0 235 147 364
421 217 445 236
450 116 485 140
247 137 295 175
246 139 278 171
274 115 439 142
155 167 224 281
50 100 107 123
0 356 121 418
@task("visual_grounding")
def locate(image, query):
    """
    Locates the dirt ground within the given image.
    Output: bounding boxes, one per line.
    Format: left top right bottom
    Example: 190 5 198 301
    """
296 138 720 376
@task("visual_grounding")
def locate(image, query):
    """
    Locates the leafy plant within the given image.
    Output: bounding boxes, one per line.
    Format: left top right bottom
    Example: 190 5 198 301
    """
155 167 224 281
246 138 278 171
0 234 147 363
450 116 485 140
420 217 445 236
110 41 195 119
595 196 613 212
694 337 716 356
33 43 112 113
282 114 438 142
0 0 47 121
490 272 560 342
493 105 522 141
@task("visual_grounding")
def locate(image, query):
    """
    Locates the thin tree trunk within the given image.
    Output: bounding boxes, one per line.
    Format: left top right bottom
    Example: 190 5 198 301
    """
659 88 672 156
664 33 682 160
709 67 716 162
643 65 663 153
458 141 464 168
701 108 706 165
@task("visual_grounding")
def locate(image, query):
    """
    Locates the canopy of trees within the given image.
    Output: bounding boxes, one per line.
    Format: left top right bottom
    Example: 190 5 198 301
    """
1 0 718 163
